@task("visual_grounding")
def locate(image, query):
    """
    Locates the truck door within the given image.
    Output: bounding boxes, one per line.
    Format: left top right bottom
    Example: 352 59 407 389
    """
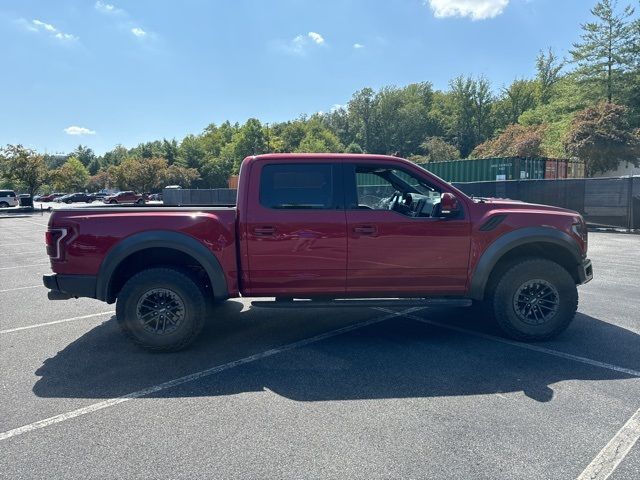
244 160 347 296
344 162 471 295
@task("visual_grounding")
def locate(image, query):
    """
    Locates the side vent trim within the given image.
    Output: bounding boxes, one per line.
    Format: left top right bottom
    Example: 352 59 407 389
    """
479 214 507 232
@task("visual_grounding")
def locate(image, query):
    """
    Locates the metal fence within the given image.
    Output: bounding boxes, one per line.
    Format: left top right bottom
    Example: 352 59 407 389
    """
164 176 640 230
453 176 640 230
162 188 236 206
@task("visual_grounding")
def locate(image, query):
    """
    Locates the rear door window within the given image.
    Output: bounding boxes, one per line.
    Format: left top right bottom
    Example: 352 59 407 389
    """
260 163 336 209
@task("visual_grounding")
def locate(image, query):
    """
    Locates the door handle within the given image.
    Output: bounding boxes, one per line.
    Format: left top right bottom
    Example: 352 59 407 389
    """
253 226 276 236
353 225 377 235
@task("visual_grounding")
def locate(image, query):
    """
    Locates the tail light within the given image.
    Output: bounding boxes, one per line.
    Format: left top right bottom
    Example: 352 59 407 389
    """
45 228 68 260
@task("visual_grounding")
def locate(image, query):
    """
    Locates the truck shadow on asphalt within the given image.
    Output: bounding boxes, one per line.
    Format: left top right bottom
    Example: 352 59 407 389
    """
32 302 640 404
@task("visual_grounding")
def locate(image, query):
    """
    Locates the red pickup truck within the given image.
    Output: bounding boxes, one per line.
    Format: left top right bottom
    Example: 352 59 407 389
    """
43 154 592 351
103 191 146 205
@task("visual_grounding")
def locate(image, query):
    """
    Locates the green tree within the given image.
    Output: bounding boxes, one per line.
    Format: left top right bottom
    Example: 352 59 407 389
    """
52 157 90 192
162 139 179 165
570 0 636 103
231 118 268 170
177 135 206 169
163 164 200 189
72 145 95 167
200 157 234 188
0 144 49 196
494 79 539 128
86 170 110 191
87 158 101 175
471 124 545 158
345 142 363 153
369 83 439 156
564 102 640 175
536 48 564 104
418 137 461 162
434 76 495 157
121 157 169 192
295 116 344 153
348 88 375 152
101 145 128 166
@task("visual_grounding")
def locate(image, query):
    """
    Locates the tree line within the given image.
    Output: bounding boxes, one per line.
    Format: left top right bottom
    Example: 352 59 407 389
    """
1 0 639 196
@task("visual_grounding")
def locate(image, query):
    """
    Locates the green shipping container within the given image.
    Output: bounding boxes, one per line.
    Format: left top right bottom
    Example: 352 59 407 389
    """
420 157 547 183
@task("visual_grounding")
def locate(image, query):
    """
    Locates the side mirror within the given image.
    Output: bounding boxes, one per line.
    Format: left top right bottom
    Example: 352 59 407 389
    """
440 192 460 217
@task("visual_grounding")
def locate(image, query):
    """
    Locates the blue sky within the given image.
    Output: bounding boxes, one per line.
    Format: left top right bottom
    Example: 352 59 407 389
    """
1 0 600 155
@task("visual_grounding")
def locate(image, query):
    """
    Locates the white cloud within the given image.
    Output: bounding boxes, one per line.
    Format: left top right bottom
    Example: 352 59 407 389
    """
308 31 324 45
427 0 510 20
64 126 96 136
32 19 56 32
353 43 365 49
95 1 123 15
29 19 78 41
131 27 147 37
330 104 346 113
282 32 326 55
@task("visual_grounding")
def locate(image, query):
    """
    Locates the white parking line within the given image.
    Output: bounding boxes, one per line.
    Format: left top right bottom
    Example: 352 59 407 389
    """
0 250 45 257
372 308 640 378
577 407 640 480
0 263 50 270
17 218 49 227
0 307 422 441
0 285 41 293
376 307 640 479
0 311 114 334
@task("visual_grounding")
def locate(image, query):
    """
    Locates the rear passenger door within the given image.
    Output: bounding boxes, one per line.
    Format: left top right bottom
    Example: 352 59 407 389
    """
244 160 347 297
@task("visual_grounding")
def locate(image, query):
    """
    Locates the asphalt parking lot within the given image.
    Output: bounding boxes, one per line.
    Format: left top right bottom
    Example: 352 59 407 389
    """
0 212 639 479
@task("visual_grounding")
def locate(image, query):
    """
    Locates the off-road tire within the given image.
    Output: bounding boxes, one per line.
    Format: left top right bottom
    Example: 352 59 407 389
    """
491 258 578 342
116 268 207 352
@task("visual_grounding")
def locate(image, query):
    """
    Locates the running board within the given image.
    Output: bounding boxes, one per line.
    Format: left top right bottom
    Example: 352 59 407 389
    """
250 298 472 309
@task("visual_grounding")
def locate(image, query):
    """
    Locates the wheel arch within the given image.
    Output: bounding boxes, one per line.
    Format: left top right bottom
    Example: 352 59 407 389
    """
468 227 582 301
97 230 228 303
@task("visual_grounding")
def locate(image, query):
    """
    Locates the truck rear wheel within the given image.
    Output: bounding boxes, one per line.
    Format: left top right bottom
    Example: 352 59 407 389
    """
116 268 207 351
491 258 578 342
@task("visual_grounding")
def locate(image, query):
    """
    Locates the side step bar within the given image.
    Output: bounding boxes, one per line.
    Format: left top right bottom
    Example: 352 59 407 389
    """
250 298 472 309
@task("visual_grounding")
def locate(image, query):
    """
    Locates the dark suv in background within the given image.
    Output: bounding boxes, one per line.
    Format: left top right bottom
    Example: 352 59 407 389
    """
56 193 96 204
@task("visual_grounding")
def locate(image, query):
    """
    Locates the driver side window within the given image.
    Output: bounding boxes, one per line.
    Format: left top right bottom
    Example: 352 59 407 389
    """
353 166 441 218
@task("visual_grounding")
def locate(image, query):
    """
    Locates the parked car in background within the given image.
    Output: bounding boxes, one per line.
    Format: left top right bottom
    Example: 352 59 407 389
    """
91 192 109 200
56 192 96 204
39 193 67 202
148 193 163 201
0 190 19 208
103 191 146 205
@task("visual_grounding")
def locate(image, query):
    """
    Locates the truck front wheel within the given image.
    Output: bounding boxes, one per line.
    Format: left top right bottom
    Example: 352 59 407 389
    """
116 268 207 351
491 258 578 342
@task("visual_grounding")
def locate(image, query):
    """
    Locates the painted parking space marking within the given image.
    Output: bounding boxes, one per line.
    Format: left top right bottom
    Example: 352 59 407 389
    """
0 263 50 270
372 308 640 378
577 407 640 480
0 307 423 441
0 285 41 294
0 311 115 334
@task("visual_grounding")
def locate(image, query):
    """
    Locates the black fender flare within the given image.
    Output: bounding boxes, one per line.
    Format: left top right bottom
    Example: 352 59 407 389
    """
468 227 582 300
96 230 228 302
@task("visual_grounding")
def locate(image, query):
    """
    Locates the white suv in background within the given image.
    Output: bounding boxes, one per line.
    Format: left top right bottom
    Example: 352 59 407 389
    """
0 190 19 208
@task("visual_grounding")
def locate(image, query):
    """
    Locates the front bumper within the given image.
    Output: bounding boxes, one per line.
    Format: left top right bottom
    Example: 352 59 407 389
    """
577 258 593 285
43 274 97 300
